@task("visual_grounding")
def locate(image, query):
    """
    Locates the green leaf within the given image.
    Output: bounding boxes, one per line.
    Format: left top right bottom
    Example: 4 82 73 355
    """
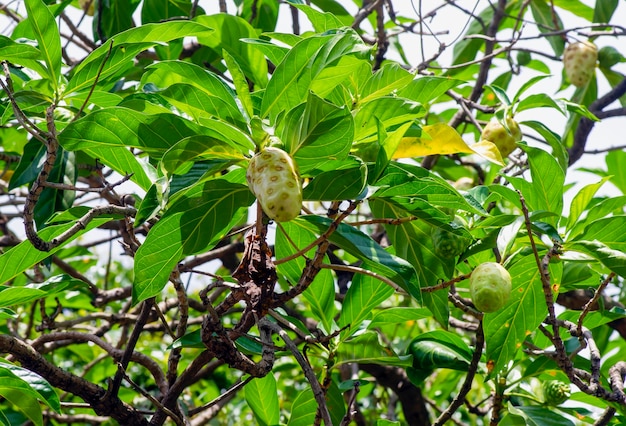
24 0 61 91
573 215 626 252
66 21 213 94
0 275 86 308
287 389 317 426
277 92 354 172
0 215 115 285
507 144 565 226
353 97 423 144
359 62 415 104
142 61 246 128
275 221 336 332
223 50 255 119
398 76 463 105
339 270 395 340
529 0 565 56
606 150 626 195
302 160 367 201
506 403 575 426
368 307 432 328
244 374 280 426
511 75 551 105
261 28 369 121
565 240 626 277
59 108 235 190
0 362 60 412
592 0 618 23
406 330 473 381
299 216 421 303
369 199 450 325
160 135 246 175
565 177 611 233
0 36 48 78
292 3 344 32
96 0 137 41
336 331 412 367
484 255 557 375
520 121 568 172
196 14 269 88
133 174 255 303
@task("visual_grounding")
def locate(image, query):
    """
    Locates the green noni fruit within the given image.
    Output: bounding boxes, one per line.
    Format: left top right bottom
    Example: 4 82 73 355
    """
431 218 471 259
469 262 512 313
542 380 570 406
480 117 522 158
246 147 302 222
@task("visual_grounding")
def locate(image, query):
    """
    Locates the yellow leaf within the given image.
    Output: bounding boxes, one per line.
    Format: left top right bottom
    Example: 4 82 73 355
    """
391 122 504 165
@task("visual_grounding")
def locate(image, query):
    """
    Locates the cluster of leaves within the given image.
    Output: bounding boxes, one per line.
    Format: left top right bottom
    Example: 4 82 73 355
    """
0 0 626 425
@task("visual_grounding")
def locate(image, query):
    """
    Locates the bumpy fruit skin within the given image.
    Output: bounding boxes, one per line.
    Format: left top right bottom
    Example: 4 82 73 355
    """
563 41 597 88
480 117 522 157
431 218 471 259
542 380 570 406
469 262 512 313
246 147 302 222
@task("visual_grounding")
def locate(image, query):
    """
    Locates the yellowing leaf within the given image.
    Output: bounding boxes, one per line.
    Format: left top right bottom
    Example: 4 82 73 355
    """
392 122 504 165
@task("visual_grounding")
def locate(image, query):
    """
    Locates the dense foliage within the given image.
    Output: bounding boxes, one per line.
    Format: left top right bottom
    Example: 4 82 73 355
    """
1 0 626 425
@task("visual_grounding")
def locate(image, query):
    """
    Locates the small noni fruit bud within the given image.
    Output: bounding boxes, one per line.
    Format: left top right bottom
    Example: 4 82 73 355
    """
480 117 522 158
431 217 472 259
542 380 570 406
563 41 597 88
469 262 512 313
246 147 302 222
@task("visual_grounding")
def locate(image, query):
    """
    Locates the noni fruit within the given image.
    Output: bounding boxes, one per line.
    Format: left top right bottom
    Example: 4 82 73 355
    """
563 41 597 88
542 380 570 406
246 147 302 222
431 218 472 259
480 117 522 158
469 262 512 313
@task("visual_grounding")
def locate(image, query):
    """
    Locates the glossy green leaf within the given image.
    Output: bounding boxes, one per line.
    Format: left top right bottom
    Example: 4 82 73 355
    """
24 0 61 91
593 0 618 23
287 389 317 426
0 215 115 285
223 50 255 119
606 150 626 195
196 14 268 88
292 3 344 32
529 0 565 56
566 177 611 233
133 175 255 303
0 275 86 308
359 62 414 104
339 270 395 339
160 135 245 175
505 403 575 426
406 330 473 381
299 216 421 303
0 36 48 78
261 28 369 120
277 92 354 171
336 331 412 367
368 307 432 328
66 21 213 94
573 215 626 252
565 240 626 277
507 144 565 226
353 97 423 144
369 199 449 325
567 196 626 240
520 120 568 172
302 161 367 201
275 221 336 332
244 374 279 426
399 76 463 105
0 362 60 412
484 255 560 375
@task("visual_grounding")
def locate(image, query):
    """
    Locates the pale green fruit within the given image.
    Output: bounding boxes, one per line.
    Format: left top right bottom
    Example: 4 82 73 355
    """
469 262 512 313
480 117 522 158
246 147 302 222
563 41 597 88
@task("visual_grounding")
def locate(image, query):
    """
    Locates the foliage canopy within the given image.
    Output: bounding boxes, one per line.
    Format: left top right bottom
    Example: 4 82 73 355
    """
1 0 626 425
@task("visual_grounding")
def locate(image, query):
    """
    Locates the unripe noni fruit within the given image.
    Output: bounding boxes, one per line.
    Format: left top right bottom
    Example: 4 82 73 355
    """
246 147 302 222
469 262 512 313
542 380 570 406
431 217 472 259
480 117 522 158
563 41 597 88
